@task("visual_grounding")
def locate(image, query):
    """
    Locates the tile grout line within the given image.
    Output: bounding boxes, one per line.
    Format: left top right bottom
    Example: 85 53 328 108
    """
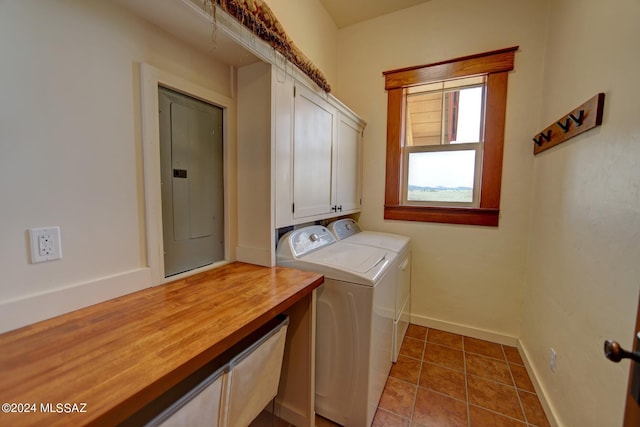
503 343 531 426
467 402 533 425
409 328 429 424
463 336 471 427
379 327 427 424
464 368 548 425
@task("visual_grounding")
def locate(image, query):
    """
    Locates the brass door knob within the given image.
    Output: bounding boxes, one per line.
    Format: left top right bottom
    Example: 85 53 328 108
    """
604 340 640 363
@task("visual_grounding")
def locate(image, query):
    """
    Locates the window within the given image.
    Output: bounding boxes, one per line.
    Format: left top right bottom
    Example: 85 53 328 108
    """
383 46 517 226
404 76 485 207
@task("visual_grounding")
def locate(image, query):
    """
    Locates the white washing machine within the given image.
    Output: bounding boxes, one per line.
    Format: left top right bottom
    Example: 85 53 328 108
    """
328 219 411 363
276 225 395 427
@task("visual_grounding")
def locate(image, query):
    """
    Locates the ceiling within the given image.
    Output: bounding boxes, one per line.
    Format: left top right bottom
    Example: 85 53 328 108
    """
319 0 432 28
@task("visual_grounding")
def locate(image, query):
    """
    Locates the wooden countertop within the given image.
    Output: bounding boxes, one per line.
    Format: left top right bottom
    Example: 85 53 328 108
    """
0 262 323 426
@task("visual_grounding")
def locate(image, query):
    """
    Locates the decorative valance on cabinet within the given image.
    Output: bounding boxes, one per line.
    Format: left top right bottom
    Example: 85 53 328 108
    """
206 0 332 92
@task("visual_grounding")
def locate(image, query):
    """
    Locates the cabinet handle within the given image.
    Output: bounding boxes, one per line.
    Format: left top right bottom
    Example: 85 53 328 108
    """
331 206 337 212
337 205 342 212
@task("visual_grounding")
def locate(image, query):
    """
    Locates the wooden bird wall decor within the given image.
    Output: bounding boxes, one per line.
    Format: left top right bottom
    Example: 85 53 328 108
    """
531 93 605 154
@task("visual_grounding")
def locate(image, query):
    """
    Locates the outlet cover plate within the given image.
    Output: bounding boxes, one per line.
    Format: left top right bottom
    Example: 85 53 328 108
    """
29 227 62 263
549 348 557 373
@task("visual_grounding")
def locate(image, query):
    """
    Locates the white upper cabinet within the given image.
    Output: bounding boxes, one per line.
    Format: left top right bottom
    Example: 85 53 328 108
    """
333 113 363 214
237 62 365 266
285 84 364 225
292 84 336 220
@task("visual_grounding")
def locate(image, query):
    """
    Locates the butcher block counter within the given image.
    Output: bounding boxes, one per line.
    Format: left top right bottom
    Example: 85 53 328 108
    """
0 262 323 427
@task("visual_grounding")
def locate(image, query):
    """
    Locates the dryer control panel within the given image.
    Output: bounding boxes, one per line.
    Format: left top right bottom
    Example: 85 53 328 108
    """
328 218 362 240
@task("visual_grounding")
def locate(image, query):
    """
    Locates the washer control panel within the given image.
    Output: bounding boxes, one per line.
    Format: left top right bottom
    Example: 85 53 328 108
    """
290 226 336 257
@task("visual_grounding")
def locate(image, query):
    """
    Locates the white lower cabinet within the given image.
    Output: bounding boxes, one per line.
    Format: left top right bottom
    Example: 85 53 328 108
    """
148 316 289 427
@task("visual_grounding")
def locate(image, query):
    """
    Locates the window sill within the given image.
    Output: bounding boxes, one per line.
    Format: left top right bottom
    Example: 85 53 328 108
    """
384 205 499 226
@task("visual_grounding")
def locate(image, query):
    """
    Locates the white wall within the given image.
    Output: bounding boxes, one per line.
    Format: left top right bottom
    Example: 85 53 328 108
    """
0 0 234 332
334 0 546 342
520 0 640 425
262 0 338 92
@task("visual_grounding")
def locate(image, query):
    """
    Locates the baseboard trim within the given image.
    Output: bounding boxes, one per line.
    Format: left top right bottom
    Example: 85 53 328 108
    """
0 267 152 333
409 313 519 346
517 340 562 427
273 400 308 427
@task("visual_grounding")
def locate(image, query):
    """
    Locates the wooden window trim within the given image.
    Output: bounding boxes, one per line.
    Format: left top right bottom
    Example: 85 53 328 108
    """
383 46 517 227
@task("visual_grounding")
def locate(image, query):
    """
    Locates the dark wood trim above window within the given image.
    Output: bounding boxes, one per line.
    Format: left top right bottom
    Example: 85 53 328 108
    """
383 46 518 227
383 46 518 90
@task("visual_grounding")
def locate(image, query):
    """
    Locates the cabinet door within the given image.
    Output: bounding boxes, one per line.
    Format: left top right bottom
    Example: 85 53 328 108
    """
292 85 335 219
334 114 362 213
274 75 295 229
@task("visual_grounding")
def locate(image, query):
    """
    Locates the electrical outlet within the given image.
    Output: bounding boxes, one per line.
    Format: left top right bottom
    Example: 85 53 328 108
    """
549 348 557 373
29 227 62 263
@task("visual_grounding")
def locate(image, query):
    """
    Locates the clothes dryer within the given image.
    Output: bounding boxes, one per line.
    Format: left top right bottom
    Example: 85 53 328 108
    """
328 219 411 363
276 225 394 427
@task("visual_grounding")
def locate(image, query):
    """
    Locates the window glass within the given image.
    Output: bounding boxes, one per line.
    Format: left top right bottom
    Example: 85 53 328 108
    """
407 150 476 203
450 86 483 144
406 77 486 147
406 91 443 146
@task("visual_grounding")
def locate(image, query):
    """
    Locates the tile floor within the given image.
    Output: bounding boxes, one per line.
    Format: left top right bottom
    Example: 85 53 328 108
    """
372 324 550 427
253 324 551 427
